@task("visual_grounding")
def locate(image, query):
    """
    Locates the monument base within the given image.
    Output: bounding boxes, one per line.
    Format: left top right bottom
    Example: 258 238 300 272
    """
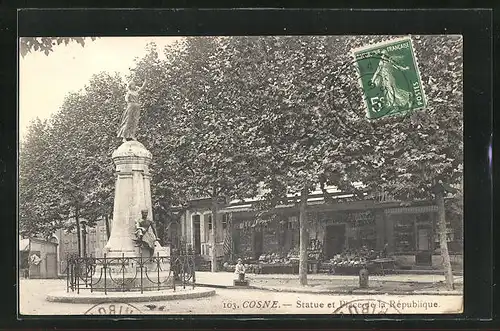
233 280 249 287
91 269 174 292
47 288 216 304
104 245 170 259
90 256 173 292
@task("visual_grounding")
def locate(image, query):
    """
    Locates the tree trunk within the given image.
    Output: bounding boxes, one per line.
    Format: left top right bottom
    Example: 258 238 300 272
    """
299 186 309 286
436 189 455 290
75 207 82 257
104 215 111 239
210 199 219 272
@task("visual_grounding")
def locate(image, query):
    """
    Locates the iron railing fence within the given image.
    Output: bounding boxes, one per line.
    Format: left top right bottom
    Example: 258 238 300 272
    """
66 252 196 294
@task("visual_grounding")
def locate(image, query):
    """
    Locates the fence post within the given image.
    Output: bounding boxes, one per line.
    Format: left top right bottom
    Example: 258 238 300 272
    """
76 259 80 294
182 256 186 289
140 253 143 294
157 252 160 291
192 254 196 289
103 253 107 295
84 257 88 289
90 257 93 293
172 255 176 292
122 253 125 292
66 257 69 293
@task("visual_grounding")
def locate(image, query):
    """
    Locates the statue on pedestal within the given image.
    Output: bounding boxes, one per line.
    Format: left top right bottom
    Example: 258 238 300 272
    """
134 209 159 256
117 77 147 143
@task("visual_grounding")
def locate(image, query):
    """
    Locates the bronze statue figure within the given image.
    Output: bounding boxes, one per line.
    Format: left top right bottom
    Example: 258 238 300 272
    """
117 77 147 142
134 209 159 255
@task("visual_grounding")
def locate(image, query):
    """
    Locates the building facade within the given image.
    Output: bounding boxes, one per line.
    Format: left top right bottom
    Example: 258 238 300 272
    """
178 194 463 270
54 194 462 272
19 237 59 279
56 218 110 274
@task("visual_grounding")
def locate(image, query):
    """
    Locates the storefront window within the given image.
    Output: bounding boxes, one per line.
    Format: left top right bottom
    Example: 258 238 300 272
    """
433 220 455 246
394 216 415 253
394 213 434 253
345 212 376 251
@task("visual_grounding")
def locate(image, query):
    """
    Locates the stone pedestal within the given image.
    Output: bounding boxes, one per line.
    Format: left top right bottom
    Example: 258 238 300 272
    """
91 263 173 292
94 140 172 292
233 279 249 287
104 141 161 258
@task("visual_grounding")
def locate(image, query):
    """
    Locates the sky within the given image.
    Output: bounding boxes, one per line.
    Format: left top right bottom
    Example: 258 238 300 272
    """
19 37 182 140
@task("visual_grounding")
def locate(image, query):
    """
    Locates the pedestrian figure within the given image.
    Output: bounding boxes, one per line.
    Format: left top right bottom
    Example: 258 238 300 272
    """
234 258 246 281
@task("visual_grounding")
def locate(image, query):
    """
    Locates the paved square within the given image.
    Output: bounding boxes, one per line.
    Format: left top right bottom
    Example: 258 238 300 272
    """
19 279 462 315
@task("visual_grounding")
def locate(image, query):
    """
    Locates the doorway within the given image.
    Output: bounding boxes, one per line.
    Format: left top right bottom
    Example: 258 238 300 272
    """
45 253 58 278
325 224 346 258
415 226 432 266
252 227 264 259
193 215 201 255
28 251 41 279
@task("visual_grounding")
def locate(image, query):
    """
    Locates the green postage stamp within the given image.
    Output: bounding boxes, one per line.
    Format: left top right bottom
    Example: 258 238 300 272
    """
352 37 427 120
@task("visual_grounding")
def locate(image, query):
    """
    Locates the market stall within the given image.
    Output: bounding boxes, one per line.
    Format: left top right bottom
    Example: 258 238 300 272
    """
320 247 396 275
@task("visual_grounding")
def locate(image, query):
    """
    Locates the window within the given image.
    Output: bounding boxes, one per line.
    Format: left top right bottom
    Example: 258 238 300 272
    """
208 215 212 230
394 216 415 253
342 212 376 250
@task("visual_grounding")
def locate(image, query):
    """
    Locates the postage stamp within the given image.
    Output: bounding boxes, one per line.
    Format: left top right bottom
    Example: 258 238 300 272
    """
352 37 427 119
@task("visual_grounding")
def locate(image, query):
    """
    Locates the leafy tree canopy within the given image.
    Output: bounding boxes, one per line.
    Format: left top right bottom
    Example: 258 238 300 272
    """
19 37 98 57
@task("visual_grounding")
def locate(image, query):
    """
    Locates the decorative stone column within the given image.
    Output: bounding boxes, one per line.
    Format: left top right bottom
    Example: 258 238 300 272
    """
104 140 154 258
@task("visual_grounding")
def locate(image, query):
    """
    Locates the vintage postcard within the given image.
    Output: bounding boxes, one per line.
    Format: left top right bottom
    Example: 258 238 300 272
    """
18 34 463 316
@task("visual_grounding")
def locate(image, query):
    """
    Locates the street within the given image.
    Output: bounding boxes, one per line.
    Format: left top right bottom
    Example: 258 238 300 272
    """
19 279 462 315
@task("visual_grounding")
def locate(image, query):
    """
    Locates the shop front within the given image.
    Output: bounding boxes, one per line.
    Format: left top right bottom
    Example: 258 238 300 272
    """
180 196 462 273
313 210 380 258
226 208 388 274
386 205 462 269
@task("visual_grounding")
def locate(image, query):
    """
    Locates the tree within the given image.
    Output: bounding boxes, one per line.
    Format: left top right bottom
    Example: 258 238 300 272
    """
42 73 125 255
347 35 463 289
19 37 98 57
147 38 256 271
225 35 397 284
207 36 359 284
216 35 462 287
19 119 65 239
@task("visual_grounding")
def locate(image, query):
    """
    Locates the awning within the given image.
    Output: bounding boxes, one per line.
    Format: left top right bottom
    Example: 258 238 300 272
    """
219 204 253 213
385 205 438 215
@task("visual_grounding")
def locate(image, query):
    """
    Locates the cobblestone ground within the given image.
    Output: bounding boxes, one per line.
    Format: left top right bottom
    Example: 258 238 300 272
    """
19 279 462 315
